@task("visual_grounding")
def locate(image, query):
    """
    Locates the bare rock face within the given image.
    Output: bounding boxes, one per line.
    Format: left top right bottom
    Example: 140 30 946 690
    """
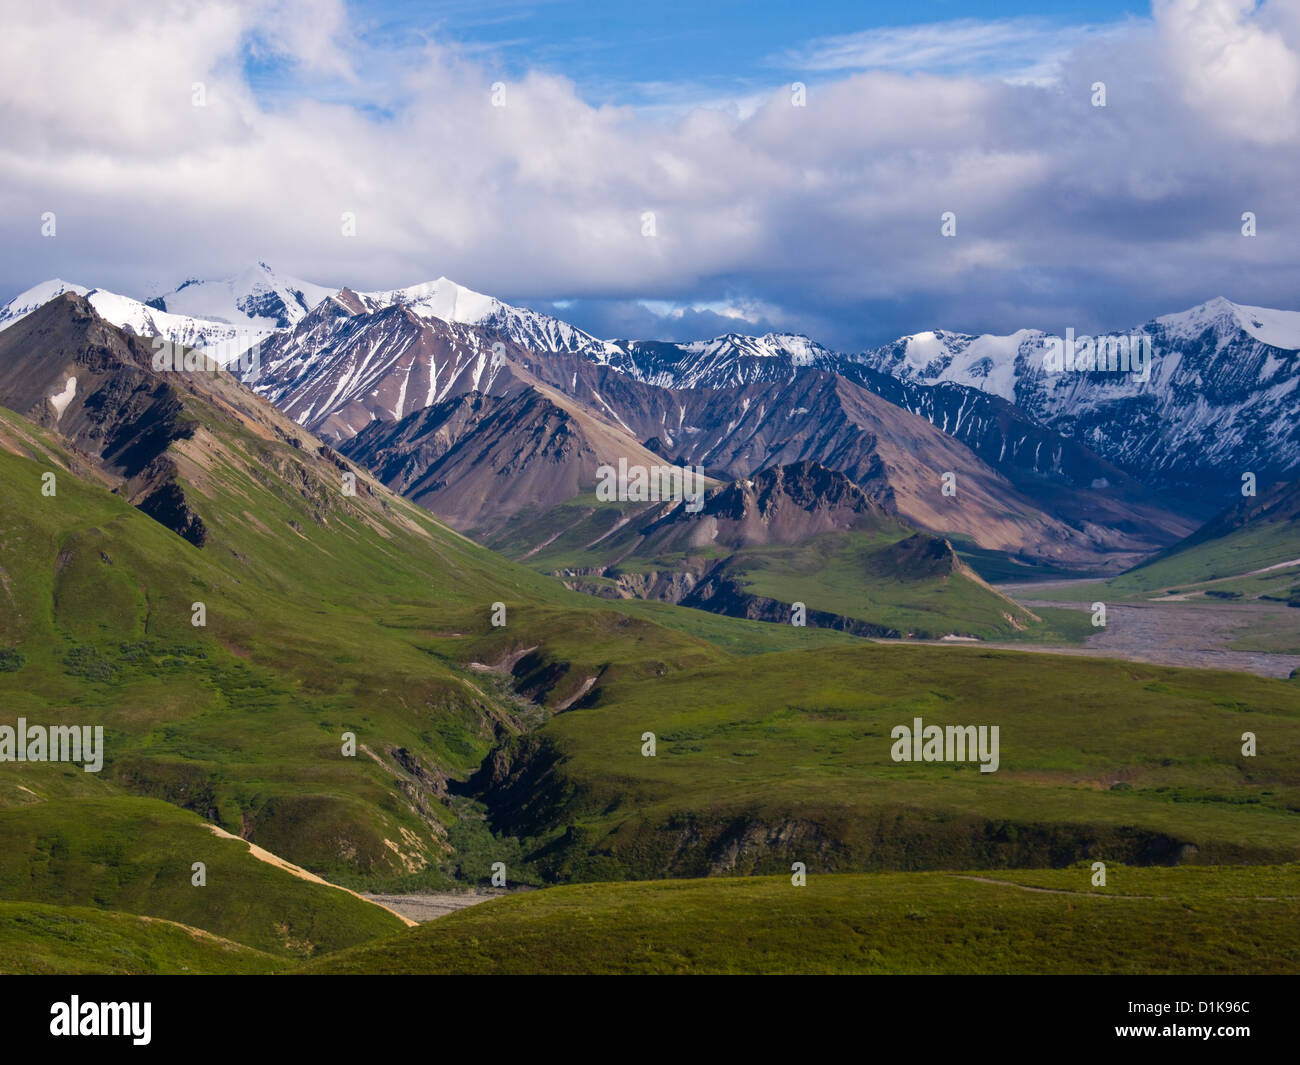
243 293 535 441
0 294 405 552
340 386 675 536
0 294 208 544
135 477 207 547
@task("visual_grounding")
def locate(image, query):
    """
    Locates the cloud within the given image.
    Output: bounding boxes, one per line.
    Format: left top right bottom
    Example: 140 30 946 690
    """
538 298 782 343
1155 0 1300 145
775 17 1124 84
0 0 1297 350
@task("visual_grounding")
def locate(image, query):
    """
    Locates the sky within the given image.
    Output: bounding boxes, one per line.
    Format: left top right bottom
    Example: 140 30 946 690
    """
0 0 1297 349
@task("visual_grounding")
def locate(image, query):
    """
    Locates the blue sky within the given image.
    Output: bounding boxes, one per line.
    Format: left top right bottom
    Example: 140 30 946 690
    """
355 1 1144 81
247 0 1150 110
3 0 1298 349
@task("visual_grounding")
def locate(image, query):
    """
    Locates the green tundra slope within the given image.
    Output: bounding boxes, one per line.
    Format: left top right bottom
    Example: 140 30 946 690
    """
1122 480 1300 590
1031 479 1300 604
0 901 280 975
0 796 406 958
0 297 729 883
299 865 1300 975
11 861 1297 976
475 642 1300 881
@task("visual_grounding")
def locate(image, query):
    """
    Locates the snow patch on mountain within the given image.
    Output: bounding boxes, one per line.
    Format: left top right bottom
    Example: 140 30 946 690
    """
48 376 76 419
355 276 624 362
155 261 333 331
0 279 270 363
0 279 91 329
883 329 1041 403
1157 296 1300 351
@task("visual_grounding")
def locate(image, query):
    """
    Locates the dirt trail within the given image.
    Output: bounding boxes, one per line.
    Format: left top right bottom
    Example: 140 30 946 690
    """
205 824 417 927
136 913 259 944
554 675 598 711
950 874 1293 902
950 874 1161 899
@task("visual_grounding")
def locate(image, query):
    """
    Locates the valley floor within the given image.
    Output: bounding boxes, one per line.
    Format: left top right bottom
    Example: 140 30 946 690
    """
989 582 1300 677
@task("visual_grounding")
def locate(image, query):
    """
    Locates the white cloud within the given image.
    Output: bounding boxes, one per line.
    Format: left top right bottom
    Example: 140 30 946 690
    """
775 17 1127 85
0 0 1296 348
1155 0 1300 145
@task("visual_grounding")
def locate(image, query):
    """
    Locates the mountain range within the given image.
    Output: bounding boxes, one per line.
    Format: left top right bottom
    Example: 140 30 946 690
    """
7 264 1298 584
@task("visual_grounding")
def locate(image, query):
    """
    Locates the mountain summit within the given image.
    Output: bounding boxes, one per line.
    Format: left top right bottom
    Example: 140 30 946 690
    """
148 261 334 331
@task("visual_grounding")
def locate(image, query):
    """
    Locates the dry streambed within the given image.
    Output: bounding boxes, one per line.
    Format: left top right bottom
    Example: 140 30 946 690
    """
988 587 1300 678
360 889 529 923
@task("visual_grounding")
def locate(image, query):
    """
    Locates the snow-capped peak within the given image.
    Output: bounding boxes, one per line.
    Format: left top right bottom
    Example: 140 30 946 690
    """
350 276 624 361
363 276 501 326
152 263 334 331
0 278 271 364
679 332 828 361
1156 296 1300 351
0 279 91 329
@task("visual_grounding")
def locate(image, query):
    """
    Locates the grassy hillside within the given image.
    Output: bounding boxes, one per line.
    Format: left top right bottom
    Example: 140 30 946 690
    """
1116 523 1300 596
0 797 405 957
15 861 1295 976
0 373 731 882
1038 479 1300 602
0 901 279 975
576 597 861 654
476 642 1300 881
300 865 1300 974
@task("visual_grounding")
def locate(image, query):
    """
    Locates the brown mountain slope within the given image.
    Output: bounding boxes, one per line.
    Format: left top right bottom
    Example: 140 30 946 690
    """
340 386 711 536
0 291 468 554
344 356 1162 569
